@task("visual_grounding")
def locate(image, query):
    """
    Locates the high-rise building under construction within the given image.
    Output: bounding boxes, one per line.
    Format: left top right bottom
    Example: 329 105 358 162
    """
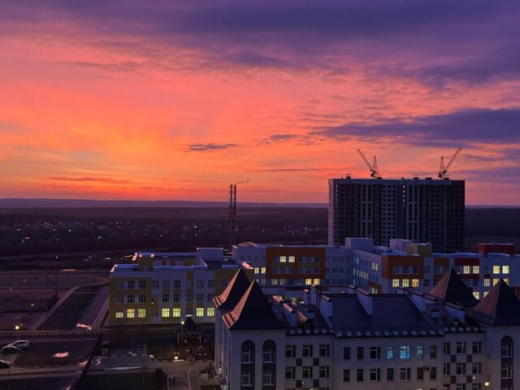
328 177 465 252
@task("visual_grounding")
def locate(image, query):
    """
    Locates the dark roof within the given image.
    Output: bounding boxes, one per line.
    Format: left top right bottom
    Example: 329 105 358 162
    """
182 316 202 333
222 281 285 330
472 279 520 325
329 294 434 332
428 268 478 307
213 268 251 310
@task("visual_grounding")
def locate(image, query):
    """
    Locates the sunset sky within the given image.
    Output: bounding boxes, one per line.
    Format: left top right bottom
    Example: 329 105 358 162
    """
1 1 520 205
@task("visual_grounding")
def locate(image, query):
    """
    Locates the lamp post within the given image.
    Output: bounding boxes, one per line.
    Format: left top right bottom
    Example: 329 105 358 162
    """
181 320 185 348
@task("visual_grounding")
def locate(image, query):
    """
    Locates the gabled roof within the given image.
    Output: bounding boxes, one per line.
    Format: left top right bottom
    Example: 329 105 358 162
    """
472 279 520 325
222 281 285 330
428 268 478 307
182 316 202 333
213 268 251 310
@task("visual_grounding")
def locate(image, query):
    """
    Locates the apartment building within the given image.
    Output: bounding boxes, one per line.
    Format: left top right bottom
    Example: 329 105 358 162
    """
232 243 353 295
328 177 465 252
214 268 520 390
350 238 520 299
108 248 253 325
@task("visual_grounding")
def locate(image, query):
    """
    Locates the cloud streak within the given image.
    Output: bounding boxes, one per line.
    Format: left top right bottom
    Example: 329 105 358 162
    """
186 143 238 152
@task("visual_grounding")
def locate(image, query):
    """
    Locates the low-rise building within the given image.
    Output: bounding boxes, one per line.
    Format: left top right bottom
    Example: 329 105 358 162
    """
214 268 520 390
108 248 253 325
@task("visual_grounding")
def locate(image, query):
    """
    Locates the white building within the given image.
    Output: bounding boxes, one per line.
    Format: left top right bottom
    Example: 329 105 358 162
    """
214 268 520 390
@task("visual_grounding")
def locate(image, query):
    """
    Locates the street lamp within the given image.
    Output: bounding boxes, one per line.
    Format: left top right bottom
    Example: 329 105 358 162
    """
181 320 185 348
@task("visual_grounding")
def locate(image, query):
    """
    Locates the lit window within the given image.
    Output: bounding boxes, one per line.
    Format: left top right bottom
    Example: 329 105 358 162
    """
493 265 500 274
261 267 266 274
503 265 510 274
484 278 491 287
138 309 146 318
313 278 320 285
493 279 500 286
473 291 480 299
280 256 287 263
305 279 313 285
463 266 471 274
399 346 410 360
196 308 204 317
503 278 509 285
115 311 124 318
402 279 410 288
392 279 400 287
473 266 480 274
254 267 260 274
288 256 295 263
162 308 170 318
207 308 215 316
127 309 135 318
173 308 181 317
271 279 278 285
412 279 419 287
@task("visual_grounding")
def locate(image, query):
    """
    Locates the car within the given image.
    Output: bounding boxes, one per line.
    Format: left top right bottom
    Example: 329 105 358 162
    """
0 360 11 369
2 346 20 355
10 340 30 350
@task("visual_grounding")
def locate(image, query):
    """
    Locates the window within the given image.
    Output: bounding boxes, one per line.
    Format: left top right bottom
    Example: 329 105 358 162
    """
263 342 275 363
430 366 437 380
151 281 159 289
399 367 410 381
302 345 313 357
392 279 400 287
369 368 381 382
463 265 471 274
138 281 146 289
472 342 481 354
139 295 146 303
503 265 510 274
186 307 193 316
417 367 424 380
302 366 312 379
456 342 466 354
357 347 364 360
208 280 215 288
285 367 295 379
196 294 204 303
173 280 181 289
197 280 204 289
386 346 394 360
443 363 450 376
399 345 410 360
138 308 146 318
473 265 480 274
343 369 350 382
241 341 254 364
286 345 295 358
162 280 170 289
241 372 252 387
319 366 330 379
343 347 351 360
196 308 204 317
288 256 295 263
387 368 394 381
161 308 170 318
484 278 491 287
502 364 512 379
430 345 437 359
162 295 169 303
279 256 286 263
186 295 193 303
456 363 466 375
207 294 214 302
472 362 481 374
493 265 501 274
370 346 380 360
319 344 330 357
126 308 135 318
417 345 424 359
443 342 451 355
501 337 513 357
357 369 364 382
128 281 135 289
116 295 123 304
115 311 124 318
207 307 214 316
127 295 135 303
116 281 124 290
262 371 274 386
172 308 181 317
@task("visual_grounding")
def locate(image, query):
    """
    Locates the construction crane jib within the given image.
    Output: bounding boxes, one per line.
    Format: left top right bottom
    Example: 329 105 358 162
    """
357 149 381 179
438 147 462 179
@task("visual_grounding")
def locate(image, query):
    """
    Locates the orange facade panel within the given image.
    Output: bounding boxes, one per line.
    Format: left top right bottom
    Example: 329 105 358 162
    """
382 255 424 279
265 247 326 280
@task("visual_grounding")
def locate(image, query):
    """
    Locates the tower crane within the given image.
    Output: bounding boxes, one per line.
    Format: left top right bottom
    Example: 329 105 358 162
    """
357 149 380 178
438 147 462 179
